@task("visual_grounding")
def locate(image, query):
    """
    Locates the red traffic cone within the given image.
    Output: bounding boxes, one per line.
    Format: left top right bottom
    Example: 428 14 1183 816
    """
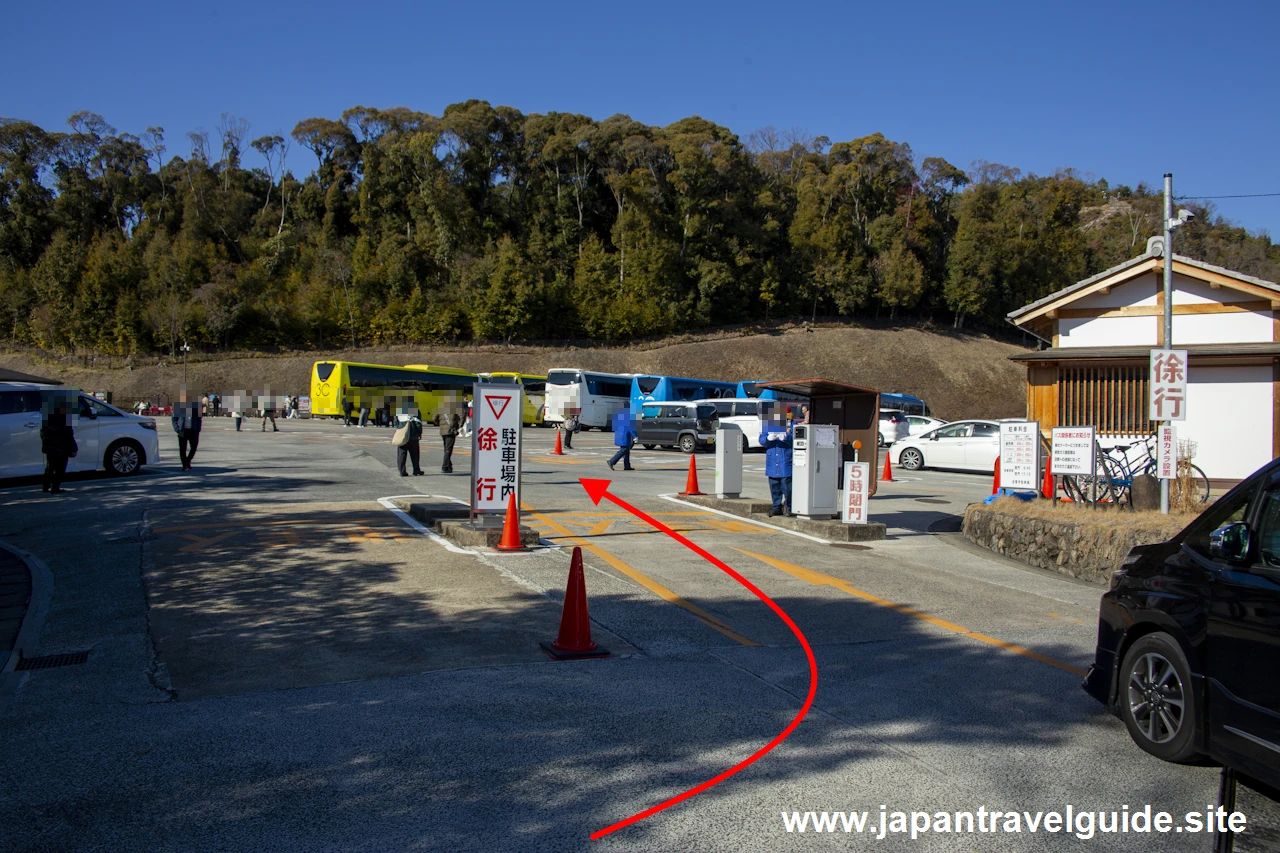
1041 462 1055 499
552 428 564 455
495 491 528 552
991 455 1002 495
541 546 609 659
880 448 894 482
679 454 705 496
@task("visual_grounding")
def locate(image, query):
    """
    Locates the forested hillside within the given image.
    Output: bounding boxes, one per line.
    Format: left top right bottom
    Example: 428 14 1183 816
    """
1 102 1277 355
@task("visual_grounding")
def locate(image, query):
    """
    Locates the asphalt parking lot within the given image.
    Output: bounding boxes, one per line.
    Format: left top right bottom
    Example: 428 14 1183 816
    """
2 416 1277 852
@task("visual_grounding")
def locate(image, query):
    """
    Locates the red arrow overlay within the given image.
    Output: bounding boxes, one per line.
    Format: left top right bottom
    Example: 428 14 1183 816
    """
579 478 818 840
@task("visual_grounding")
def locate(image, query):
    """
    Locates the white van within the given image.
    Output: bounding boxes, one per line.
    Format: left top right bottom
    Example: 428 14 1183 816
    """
693 398 790 451
0 383 162 478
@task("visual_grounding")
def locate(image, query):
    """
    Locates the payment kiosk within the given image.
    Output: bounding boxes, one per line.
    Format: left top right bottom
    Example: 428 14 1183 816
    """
715 425 743 498
792 423 840 519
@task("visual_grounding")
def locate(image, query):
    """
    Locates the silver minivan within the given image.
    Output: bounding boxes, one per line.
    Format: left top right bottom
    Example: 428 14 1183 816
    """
0 383 162 478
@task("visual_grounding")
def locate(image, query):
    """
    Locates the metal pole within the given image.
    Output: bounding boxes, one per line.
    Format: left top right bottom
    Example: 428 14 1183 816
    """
1161 174 1173 515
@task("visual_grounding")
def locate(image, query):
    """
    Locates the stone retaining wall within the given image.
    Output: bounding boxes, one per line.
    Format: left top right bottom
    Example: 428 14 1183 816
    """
962 504 1175 585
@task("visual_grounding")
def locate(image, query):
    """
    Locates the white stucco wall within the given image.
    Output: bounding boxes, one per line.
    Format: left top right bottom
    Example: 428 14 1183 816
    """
1057 271 1272 349
1179 364 1272 481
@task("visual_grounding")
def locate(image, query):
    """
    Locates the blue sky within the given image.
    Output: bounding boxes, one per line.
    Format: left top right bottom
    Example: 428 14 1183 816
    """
8 0 1279 239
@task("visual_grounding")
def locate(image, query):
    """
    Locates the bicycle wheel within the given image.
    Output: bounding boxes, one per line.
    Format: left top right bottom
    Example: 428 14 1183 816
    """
1102 455 1131 505
1063 460 1115 505
1171 463 1212 505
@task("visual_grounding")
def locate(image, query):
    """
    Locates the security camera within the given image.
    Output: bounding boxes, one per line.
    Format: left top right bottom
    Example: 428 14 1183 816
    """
1178 208 1195 220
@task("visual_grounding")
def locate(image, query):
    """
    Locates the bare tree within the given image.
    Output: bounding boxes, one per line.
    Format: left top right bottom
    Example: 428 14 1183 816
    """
217 113 250 191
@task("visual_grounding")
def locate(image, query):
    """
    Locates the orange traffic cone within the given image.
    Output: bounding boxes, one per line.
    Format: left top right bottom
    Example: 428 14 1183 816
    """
541 546 609 659
679 455 705 496
552 429 564 455
495 491 528 552
880 448 894 482
1041 462 1055 500
991 455 1002 495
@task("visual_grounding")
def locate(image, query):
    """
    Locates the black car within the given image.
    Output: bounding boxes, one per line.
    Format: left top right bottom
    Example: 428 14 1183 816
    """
635 402 717 453
1084 456 1280 788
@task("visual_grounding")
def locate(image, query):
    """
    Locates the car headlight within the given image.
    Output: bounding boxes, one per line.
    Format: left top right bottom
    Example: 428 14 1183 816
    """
140 420 157 430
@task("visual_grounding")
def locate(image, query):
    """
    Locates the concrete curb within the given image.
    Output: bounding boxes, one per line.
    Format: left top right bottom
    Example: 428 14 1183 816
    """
0 539 54 716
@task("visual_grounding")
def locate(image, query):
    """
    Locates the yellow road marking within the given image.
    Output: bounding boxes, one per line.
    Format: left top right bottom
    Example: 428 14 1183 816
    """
522 501 760 647
735 549 1087 676
154 517 389 534
177 532 236 552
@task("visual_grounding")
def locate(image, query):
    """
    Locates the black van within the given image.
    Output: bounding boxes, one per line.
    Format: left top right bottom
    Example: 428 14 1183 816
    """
635 402 718 453
1083 456 1280 789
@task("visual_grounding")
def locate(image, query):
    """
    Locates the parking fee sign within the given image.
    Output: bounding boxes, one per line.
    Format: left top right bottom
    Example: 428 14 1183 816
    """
841 462 871 524
1149 349 1188 422
1157 425 1177 480
999 421 1040 491
471 384 522 515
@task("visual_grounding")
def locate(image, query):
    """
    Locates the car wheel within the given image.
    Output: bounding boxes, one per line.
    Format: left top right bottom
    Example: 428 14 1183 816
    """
741 434 749 453
106 439 144 476
898 448 923 471
642 444 656 450
1118 633 1199 763
878 434 887 448
678 434 696 453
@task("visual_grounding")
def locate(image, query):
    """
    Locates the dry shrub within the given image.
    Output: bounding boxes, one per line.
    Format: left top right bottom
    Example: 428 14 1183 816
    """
987 495 1203 541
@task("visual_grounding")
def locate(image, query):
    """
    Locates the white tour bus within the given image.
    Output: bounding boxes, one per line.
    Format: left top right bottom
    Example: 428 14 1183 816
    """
545 369 634 430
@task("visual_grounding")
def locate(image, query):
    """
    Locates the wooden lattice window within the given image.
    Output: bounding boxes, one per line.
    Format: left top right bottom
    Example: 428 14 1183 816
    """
1058 365 1150 435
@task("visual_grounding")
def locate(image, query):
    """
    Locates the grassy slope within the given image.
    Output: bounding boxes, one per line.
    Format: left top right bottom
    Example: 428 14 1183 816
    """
0 325 1034 421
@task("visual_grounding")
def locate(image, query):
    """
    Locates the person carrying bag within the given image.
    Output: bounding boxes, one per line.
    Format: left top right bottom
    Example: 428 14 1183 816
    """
394 412 424 476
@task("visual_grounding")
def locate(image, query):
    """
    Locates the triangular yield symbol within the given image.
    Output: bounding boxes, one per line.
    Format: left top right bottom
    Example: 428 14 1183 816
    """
486 395 512 420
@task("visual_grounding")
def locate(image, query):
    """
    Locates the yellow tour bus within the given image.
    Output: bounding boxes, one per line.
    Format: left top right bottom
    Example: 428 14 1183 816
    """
477 372 548 426
310 361 475 421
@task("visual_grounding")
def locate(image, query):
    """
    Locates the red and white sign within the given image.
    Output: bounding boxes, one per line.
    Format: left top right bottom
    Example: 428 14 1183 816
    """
1157 425 1177 480
842 462 871 524
471 384 522 515
1051 426 1095 477
999 420 1041 491
1149 349 1188 422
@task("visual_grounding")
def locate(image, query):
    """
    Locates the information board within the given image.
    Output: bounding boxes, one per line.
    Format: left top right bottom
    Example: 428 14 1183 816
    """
1050 426 1095 476
841 461 871 524
471 383 522 515
1157 425 1177 480
999 420 1041 491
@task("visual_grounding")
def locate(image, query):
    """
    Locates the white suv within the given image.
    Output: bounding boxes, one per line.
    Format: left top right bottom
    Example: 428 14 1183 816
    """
0 384 162 478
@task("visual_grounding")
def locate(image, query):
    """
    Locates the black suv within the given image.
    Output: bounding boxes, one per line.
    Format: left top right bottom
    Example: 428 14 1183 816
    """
1084 456 1280 789
635 402 717 453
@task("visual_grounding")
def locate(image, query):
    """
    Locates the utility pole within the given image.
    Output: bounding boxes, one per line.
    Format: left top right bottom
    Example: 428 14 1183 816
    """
1161 174 1173 515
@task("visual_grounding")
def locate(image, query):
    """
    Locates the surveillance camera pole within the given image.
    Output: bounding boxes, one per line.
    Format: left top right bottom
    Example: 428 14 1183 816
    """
181 341 190 388
1160 174 1173 515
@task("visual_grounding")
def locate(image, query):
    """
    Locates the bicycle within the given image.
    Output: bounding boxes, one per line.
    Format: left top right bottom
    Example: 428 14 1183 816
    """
1063 432 1210 506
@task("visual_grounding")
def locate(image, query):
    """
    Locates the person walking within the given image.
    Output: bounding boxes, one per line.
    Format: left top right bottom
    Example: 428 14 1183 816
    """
608 405 636 471
759 411 794 517
40 397 77 494
342 394 355 427
562 413 579 449
231 393 244 432
211 393 221 417
358 400 370 428
434 405 462 473
394 410 425 476
172 391 203 471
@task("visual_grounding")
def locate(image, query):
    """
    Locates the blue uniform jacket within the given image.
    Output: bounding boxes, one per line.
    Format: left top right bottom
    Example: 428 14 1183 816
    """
613 411 636 447
759 426 793 478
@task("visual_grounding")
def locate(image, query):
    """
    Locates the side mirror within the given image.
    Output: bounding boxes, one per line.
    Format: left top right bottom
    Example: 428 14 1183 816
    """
1210 522 1251 563
930 433 939 441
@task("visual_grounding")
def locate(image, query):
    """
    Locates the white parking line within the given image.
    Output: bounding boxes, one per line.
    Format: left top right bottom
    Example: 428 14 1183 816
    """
377 495 470 554
658 494 834 545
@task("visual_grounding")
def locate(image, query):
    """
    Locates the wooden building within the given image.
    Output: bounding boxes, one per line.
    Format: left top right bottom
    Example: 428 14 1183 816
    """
1006 237 1280 484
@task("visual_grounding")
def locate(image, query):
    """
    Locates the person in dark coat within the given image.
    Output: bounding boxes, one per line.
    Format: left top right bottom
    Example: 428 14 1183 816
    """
562 413 579 449
40 399 77 494
434 407 462 473
608 406 636 471
759 412 794 517
342 392 355 427
171 392 203 471
396 412 425 476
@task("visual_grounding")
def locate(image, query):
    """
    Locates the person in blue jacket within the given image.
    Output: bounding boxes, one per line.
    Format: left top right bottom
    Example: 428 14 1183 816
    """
759 410 793 517
609 405 637 471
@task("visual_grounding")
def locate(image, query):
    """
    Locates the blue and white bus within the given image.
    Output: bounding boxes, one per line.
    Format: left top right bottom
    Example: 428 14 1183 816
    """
736 380 808 403
880 392 930 416
545 368 634 430
631 374 737 412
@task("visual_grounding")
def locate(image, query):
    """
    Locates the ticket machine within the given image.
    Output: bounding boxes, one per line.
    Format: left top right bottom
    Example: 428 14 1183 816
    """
792 423 840 519
715 425 743 498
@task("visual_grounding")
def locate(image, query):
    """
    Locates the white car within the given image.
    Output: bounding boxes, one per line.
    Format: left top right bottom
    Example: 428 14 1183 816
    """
877 409 910 447
0 384 162 478
905 415 946 437
889 419 1002 473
